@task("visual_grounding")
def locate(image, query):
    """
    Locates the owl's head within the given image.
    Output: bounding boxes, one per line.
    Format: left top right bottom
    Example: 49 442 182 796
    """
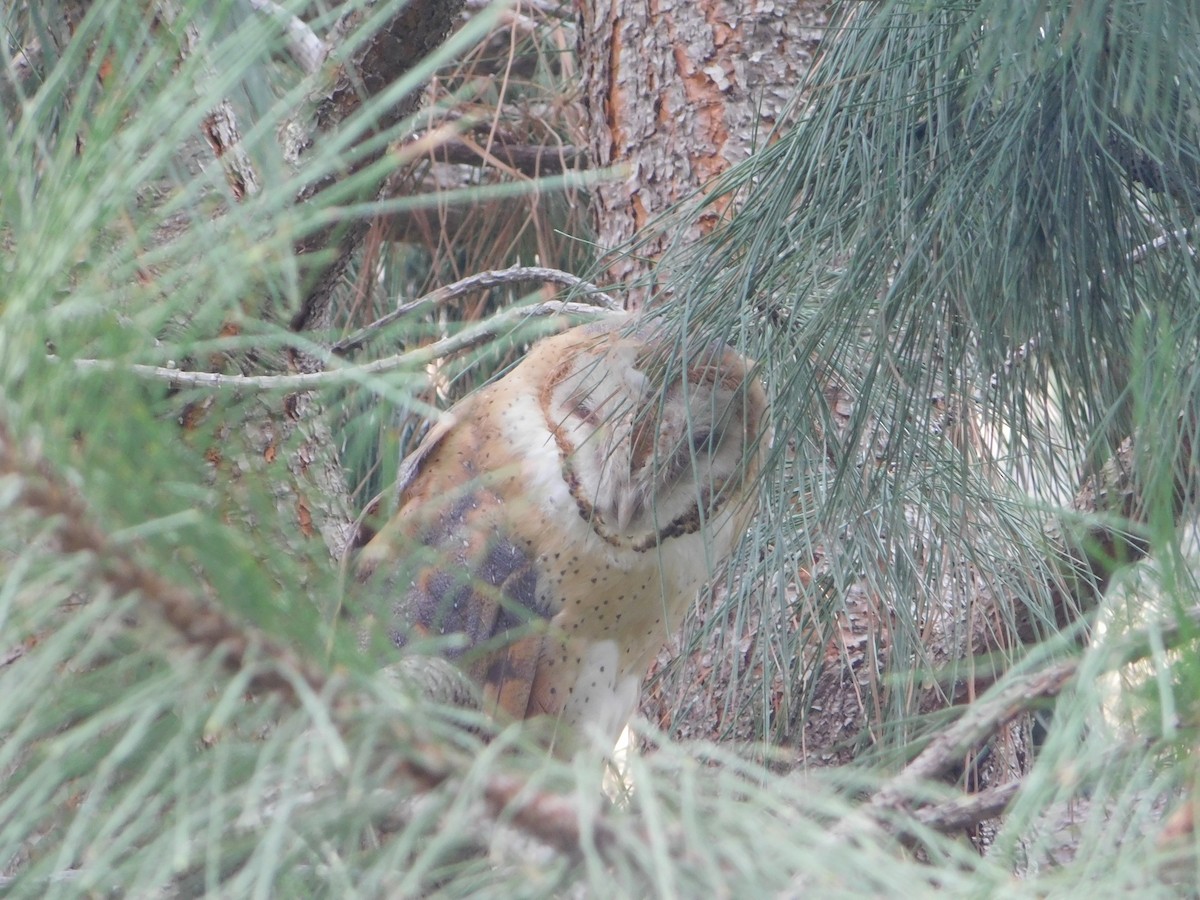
538 319 769 550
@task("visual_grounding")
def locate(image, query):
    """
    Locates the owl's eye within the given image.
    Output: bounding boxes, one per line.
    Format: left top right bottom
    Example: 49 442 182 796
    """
656 428 714 480
567 392 600 426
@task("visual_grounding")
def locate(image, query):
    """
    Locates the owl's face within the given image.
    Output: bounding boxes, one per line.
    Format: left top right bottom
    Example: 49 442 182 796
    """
542 324 767 552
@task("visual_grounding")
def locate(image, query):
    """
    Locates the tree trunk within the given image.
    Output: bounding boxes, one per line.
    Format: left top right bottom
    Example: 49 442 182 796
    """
576 0 828 308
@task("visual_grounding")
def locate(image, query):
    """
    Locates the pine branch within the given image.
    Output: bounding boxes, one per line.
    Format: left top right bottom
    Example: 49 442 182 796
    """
912 781 1021 833
0 415 628 863
0 420 326 700
878 662 1077 814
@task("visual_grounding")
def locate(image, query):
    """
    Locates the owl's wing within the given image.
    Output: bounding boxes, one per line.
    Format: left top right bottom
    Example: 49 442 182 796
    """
474 570 551 722
391 411 459 508
400 488 551 721
355 415 458 590
359 407 556 723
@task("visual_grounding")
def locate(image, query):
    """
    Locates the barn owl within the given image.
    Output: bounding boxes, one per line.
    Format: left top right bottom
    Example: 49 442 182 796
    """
357 315 769 753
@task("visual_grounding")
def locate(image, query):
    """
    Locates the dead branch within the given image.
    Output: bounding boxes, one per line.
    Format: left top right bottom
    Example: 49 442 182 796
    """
838 601 1200 843
877 661 1077 814
912 781 1021 833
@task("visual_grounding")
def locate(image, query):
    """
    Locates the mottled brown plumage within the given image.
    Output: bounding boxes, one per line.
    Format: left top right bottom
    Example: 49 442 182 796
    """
357 316 769 752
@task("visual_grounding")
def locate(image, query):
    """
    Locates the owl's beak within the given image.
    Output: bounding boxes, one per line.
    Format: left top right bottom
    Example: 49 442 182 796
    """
615 490 641 532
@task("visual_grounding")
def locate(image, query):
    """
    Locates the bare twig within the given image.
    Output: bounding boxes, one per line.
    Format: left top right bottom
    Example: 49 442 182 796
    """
419 136 586 176
73 300 622 390
246 0 329 74
1127 228 1195 267
334 265 620 354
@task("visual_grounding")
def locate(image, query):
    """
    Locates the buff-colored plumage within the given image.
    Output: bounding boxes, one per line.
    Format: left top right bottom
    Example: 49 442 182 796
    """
357 316 769 752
